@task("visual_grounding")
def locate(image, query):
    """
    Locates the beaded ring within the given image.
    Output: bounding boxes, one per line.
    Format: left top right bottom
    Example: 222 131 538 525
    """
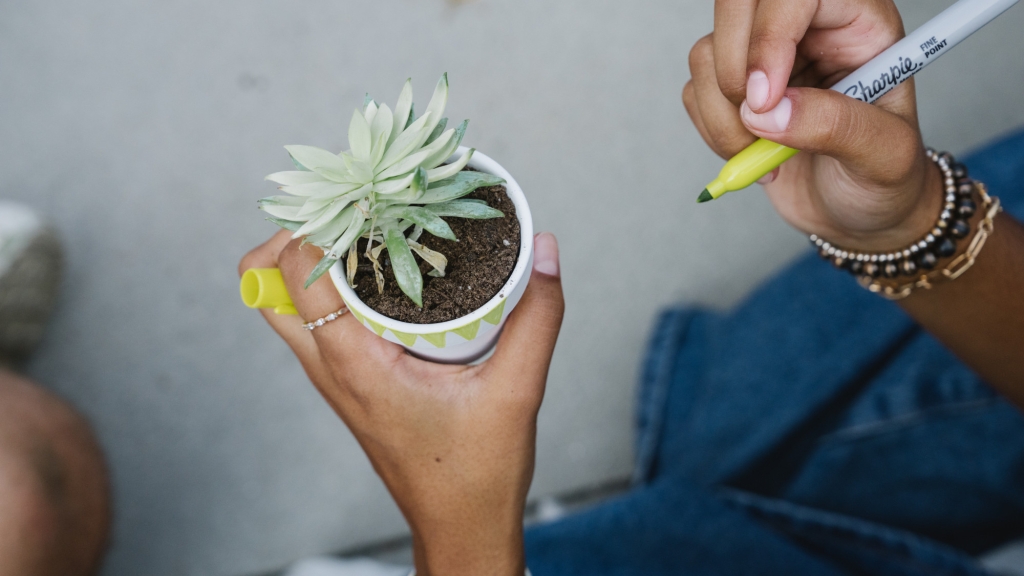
301 307 348 331
809 149 979 279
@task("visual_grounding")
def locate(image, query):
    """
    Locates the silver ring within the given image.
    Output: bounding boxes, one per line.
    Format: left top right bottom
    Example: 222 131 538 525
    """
302 307 348 331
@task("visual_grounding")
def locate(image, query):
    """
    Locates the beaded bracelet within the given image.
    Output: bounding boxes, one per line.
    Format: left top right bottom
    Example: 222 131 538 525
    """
809 149 1002 300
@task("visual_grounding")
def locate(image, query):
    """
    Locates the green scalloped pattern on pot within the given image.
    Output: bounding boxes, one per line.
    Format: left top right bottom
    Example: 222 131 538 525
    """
328 147 534 364
340 295 508 350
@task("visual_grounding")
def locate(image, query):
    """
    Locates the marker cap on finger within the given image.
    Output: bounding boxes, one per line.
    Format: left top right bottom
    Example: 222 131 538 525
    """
240 268 298 315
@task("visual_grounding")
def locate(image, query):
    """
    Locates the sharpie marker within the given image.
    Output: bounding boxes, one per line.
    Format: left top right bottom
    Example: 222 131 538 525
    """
697 0 1020 203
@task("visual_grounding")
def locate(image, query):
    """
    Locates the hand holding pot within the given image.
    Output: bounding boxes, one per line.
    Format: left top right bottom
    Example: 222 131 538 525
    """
239 230 565 576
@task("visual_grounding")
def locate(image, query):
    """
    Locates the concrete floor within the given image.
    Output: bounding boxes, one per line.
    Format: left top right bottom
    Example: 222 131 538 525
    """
1 1 1022 575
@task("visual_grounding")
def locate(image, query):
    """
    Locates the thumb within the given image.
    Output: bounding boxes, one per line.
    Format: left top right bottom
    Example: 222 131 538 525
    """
484 233 565 385
739 87 922 185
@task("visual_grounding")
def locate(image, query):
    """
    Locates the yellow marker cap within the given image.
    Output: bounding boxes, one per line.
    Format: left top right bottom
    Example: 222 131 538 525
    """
699 139 799 202
239 268 298 315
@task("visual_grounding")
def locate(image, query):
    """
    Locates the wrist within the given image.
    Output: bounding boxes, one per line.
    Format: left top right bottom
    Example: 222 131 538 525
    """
824 155 945 253
414 536 525 576
412 515 525 576
811 148 999 299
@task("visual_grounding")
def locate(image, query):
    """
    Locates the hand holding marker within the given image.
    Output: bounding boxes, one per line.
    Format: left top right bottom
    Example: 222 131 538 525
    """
697 0 1021 203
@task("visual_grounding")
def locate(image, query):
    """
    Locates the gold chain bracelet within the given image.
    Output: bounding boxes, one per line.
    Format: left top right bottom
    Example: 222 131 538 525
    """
859 181 1002 300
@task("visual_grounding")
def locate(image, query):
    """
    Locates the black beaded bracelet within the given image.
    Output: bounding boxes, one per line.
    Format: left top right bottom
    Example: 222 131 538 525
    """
809 148 979 279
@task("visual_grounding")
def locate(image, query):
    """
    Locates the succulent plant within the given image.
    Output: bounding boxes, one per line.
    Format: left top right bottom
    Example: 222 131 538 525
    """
259 74 506 306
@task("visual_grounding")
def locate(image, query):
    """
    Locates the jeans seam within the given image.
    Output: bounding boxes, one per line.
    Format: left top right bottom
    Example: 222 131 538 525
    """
719 488 990 576
632 308 696 486
817 397 999 445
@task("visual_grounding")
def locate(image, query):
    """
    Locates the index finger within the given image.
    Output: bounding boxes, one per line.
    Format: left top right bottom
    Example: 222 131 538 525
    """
239 230 335 388
275 238 406 372
713 0 758 106
745 0 818 112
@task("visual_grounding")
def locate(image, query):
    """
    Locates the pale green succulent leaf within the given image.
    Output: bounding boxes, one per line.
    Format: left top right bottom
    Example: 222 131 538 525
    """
310 180 368 199
259 194 306 207
374 166 427 204
381 206 456 240
427 170 504 189
348 109 372 161
285 145 348 175
363 93 374 110
295 194 335 219
299 202 356 245
265 216 302 231
427 148 474 182
419 128 460 170
328 209 367 258
432 119 468 165
266 171 327 186
311 166 353 183
291 156 311 171
329 182 373 204
425 118 448 146
426 200 503 219
372 217 399 232
410 166 429 198
293 196 354 237
407 125 452 170
415 126 456 166
389 79 413 147
363 100 378 125
282 180 360 198
369 129 389 169
384 227 423 306
259 203 303 220
372 172 416 195
420 73 448 140
375 146 434 181
259 203 303 221
304 205 356 247
369 104 393 160
341 152 373 183
304 254 338 289
377 112 432 172
375 190 414 205
417 170 504 203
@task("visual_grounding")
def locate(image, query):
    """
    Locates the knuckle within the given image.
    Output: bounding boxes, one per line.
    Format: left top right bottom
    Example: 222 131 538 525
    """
688 35 714 74
709 130 749 158
746 32 789 67
746 30 770 56
822 106 851 153
807 93 852 153
238 249 260 277
276 239 305 275
880 127 922 185
682 81 694 106
718 75 746 105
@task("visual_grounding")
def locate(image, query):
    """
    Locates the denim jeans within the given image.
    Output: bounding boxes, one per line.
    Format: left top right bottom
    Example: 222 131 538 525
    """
525 128 1024 576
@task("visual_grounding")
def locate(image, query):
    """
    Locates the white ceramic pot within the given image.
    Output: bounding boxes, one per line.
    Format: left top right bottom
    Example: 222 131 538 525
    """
328 147 534 364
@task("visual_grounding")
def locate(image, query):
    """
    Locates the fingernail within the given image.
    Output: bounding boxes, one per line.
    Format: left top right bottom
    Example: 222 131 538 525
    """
533 232 560 278
746 71 770 111
741 96 792 133
757 168 779 185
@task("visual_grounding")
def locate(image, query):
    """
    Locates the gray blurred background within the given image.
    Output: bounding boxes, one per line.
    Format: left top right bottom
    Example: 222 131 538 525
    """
1 0 1022 574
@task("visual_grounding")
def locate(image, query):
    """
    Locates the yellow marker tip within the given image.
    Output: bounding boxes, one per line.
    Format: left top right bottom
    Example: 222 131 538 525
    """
696 189 713 203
